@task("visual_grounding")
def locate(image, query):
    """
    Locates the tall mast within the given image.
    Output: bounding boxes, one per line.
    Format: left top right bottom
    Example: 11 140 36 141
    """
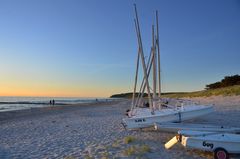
136 48 154 107
134 4 153 113
156 11 161 98
131 45 140 109
152 24 157 109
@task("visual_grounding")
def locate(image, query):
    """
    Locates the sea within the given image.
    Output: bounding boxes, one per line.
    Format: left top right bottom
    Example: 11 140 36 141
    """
0 96 117 112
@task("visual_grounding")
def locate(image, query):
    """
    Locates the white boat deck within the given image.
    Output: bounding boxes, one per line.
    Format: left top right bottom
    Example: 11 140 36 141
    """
155 123 240 133
130 105 212 118
194 133 240 143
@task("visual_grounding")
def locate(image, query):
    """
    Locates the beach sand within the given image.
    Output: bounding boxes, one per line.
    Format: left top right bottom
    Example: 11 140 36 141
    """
0 96 239 159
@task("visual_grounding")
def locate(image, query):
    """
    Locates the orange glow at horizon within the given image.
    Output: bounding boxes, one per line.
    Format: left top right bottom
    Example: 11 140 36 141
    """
0 79 127 98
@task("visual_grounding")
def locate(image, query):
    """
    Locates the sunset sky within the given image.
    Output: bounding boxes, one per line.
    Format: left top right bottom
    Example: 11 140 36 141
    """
0 0 240 97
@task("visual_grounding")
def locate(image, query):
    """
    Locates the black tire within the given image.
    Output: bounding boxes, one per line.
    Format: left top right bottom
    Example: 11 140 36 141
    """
214 148 229 159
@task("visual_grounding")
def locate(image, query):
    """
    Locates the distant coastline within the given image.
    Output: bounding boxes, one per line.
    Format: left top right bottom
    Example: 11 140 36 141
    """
110 85 240 98
111 75 240 98
0 97 119 112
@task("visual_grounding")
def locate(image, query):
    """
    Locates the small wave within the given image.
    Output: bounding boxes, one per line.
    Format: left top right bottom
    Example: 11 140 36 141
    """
0 97 121 112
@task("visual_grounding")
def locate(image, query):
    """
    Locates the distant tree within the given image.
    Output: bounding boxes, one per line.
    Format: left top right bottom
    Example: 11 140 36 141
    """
221 75 240 87
205 74 240 90
110 92 148 98
206 81 222 90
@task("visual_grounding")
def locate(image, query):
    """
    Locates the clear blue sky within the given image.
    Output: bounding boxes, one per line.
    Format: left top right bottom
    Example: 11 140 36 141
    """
0 0 239 97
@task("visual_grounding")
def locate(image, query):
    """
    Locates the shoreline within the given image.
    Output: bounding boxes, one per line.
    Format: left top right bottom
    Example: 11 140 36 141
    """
0 100 123 122
0 96 121 113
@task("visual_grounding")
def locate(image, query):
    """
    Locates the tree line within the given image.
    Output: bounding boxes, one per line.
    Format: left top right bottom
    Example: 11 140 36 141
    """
206 74 240 90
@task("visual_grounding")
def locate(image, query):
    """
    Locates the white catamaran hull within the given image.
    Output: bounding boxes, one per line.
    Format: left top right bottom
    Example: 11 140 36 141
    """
122 105 213 129
182 133 240 154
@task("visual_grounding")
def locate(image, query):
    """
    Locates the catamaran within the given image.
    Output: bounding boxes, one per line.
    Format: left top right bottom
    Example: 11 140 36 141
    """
122 5 213 129
164 127 240 159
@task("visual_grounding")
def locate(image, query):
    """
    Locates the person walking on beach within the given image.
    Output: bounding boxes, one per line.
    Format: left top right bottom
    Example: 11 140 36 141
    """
52 99 55 105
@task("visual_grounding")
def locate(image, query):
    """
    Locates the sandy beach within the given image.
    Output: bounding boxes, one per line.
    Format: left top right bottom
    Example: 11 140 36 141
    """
0 96 240 159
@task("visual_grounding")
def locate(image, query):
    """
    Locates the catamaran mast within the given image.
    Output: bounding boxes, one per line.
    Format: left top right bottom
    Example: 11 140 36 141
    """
134 4 153 113
136 47 154 107
131 44 140 109
156 11 161 99
152 24 157 110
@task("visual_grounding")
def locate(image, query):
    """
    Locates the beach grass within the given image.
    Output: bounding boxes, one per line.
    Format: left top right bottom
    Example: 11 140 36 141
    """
123 144 151 157
100 153 110 159
140 144 151 153
124 136 136 144
84 155 94 159
112 140 120 148
123 145 138 156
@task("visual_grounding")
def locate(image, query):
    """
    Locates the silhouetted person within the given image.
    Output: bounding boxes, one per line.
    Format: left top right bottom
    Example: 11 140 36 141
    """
52 99 55 105
50 100 52 105
145 102 149 107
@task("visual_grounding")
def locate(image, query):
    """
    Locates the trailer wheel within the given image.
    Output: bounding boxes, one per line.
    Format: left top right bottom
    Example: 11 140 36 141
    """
214 148 229 159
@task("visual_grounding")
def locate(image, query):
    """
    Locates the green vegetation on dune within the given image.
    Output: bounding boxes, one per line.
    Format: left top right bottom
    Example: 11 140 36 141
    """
162 85 240 98
110 75 240 98
206 74 240 89
110 92 132 98
110 85 240 98
110 92 147 98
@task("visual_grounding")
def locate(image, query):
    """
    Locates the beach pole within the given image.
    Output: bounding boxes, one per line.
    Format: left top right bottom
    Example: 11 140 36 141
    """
134 4 153 113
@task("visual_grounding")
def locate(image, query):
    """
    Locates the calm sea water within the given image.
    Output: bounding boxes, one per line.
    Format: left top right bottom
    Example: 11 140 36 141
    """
0 96 115 112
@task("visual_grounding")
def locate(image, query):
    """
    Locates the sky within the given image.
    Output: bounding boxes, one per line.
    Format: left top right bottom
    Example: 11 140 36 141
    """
0 0 239 97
